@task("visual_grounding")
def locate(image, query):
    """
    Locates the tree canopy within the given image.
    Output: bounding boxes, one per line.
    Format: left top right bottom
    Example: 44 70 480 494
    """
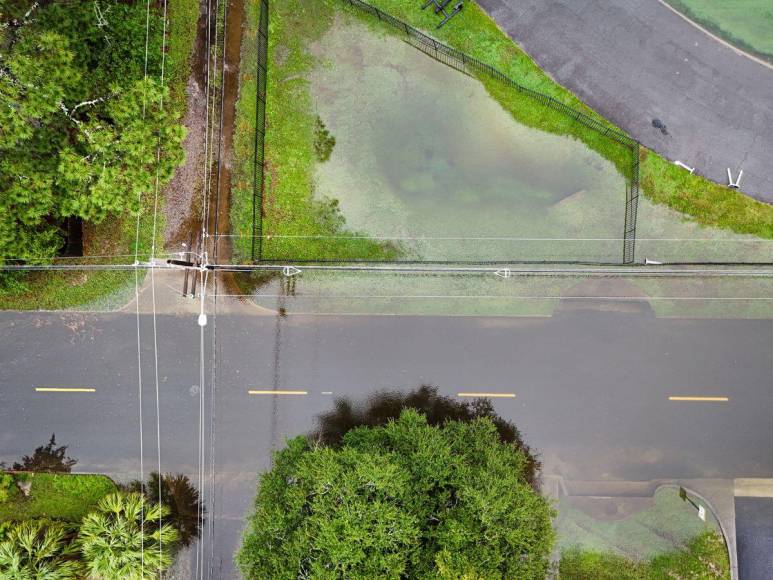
0 519 83 579
127 471 204 548
314 385 541 489
238 410 555 579
78 492 178 580
0 0 184 263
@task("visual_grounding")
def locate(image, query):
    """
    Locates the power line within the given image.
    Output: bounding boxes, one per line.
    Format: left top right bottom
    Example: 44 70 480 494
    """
224 293 773 301
204 0 229 571
211 0 229 266
207 270 219 580
3 261 773 275
200 0 216 248
148 0 170 564
0 263 144 271
212 234 773 242
197 270 208 580
210 263 773 276
198 0 221 572
1 253 176 262
136 0 154 572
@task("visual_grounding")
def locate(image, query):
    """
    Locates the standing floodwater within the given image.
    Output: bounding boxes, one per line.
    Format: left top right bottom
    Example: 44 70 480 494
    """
309 17 628 262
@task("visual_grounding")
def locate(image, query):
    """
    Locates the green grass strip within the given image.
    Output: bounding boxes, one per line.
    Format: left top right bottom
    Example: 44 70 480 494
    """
664 0 773 64
0 473 118 524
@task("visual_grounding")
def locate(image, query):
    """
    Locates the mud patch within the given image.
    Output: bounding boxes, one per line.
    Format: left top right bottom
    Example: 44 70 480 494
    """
164 0 209 248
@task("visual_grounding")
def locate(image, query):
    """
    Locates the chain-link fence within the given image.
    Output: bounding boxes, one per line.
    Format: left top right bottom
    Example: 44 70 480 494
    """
249 0 643 265
250 0 269 261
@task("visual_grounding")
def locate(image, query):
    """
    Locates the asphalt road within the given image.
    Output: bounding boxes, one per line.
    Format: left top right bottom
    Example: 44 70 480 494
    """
477 0 773 203
3 305 773 575
735 497 773 580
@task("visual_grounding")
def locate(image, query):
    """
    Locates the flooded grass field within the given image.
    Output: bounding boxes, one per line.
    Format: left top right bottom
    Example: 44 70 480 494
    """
256 8 771 265
263 16 627 263
238 0 773 318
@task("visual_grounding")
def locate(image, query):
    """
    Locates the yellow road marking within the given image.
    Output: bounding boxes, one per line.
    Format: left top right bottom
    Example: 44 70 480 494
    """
457 392 516 398
35 387 95 393
668 395 729 402
248 389 308 396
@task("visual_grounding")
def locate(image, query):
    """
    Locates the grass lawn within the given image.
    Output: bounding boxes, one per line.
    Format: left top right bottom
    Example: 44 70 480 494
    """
555 488 730 578
230 0 772 268
0 0 200 311
665 0 773 64
641 150 773 240
0 473 117 524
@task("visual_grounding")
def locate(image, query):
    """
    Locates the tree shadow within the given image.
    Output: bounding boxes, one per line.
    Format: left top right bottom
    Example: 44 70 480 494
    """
312 385 541 490
125 472 204 547
10 434 77 473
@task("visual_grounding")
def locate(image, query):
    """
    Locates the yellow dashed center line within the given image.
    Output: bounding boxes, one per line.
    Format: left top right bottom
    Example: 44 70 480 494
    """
457 392 516 399
248 389 308 396
668 395 729 402
35 387 96 393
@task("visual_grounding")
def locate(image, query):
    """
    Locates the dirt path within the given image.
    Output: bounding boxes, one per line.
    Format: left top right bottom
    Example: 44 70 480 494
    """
156 0 262 310
163 0 210 249
208 0 245 265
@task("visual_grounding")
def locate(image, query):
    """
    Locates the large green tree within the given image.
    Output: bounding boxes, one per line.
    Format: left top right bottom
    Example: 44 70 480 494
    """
78 492 178 580
238 410 555 579
314 385 542 489
0 0 183 264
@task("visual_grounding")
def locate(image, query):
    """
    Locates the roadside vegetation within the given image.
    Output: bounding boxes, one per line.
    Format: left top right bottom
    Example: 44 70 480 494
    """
556 486 731 579
664 0 773 65
233 0 400 262
0 473 116 524
238 387 554 578
0 436 203 577
560 530 730 579
0 491 178 579
0 0 199 310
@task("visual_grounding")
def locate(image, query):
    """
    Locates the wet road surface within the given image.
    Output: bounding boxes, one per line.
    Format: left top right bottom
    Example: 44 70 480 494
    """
735 497 773 580
2 305 773 576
